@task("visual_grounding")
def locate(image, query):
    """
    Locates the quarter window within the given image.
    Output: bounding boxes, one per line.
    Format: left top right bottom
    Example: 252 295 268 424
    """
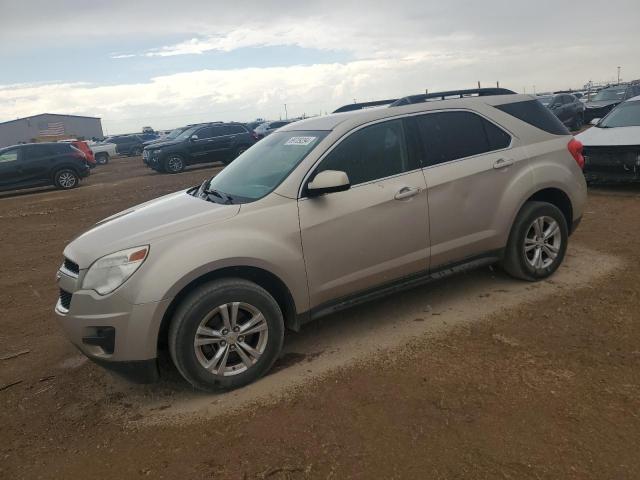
415 111 511 166
0 149 19 163
316 119 414 185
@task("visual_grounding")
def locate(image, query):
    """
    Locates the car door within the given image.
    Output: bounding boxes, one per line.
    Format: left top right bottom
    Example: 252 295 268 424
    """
298 118 430 308
21 145 56 185
0 147 22 190
187 126 217 163
209 125 236 161
411 109 530 270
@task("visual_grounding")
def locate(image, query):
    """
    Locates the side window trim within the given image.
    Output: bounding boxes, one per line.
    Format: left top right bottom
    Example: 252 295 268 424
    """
414 110 513 169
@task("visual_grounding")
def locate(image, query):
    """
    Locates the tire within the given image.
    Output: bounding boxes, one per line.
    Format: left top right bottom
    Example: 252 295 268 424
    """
95 153 109 165
163 154 185 174
53 169 80 190
501 201 568 281
572 113 584 131
169 278 285 391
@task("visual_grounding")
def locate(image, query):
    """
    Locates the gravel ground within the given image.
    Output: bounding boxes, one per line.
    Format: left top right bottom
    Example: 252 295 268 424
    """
1 156 639 479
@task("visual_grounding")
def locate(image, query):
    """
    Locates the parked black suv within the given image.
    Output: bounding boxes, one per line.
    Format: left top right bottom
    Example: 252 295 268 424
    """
104 135 146 156
537 93 585 130
0 143 90 192
143 123 257 173
584 83 640 122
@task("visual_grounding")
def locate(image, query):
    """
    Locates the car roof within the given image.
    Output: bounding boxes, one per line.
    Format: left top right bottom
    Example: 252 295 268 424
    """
280 93 534 132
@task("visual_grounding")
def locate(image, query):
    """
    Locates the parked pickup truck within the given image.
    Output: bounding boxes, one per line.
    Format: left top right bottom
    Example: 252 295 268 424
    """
87 141 117 165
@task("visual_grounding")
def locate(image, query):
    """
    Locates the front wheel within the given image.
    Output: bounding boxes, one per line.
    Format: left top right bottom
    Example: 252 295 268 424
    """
168 279 285 391
163 154 185 173
501 201 568 281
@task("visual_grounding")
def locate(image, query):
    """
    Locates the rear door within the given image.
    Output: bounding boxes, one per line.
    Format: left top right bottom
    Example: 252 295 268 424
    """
298 118 430 308
21 145 57 184
411 110 529 269
0 147 22 190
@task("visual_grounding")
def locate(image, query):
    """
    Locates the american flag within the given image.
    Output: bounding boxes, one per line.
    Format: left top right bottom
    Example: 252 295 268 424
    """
38 121 66 136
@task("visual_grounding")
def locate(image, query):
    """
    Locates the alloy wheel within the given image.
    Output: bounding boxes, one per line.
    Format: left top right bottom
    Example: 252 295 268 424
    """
58 172 77 188
167 156 183 172
193 302 269 376
523 216 561 269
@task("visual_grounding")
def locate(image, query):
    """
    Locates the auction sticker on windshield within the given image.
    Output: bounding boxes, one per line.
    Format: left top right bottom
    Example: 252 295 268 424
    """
284 136 317 146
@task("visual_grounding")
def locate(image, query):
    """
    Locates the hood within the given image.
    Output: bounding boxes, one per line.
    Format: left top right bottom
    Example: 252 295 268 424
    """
144 139 182 150
64 190 240 268
585 100 620 109
143 138 165 146
577 125 640 147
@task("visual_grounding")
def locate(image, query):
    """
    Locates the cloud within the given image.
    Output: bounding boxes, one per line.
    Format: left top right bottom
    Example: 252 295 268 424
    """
110 53 136 59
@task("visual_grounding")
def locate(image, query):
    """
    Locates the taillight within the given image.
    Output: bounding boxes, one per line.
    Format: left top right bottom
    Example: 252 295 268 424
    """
70 145 86 159
568 138 584 169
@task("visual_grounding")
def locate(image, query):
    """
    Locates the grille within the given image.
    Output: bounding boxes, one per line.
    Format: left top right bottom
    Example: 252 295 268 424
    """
63 258 80 275
59 289 72 310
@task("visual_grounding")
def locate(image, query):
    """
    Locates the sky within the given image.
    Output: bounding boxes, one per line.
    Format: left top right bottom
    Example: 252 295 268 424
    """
1 0 638 134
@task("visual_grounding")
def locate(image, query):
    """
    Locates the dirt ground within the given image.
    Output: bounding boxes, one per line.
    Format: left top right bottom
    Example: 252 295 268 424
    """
1 157 639 479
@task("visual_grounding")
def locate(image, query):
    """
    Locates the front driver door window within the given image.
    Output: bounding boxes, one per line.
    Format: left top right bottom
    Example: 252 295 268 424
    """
298 118 430 308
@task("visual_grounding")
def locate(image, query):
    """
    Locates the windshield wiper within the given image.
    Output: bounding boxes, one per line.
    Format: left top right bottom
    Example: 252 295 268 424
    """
203 187 234 204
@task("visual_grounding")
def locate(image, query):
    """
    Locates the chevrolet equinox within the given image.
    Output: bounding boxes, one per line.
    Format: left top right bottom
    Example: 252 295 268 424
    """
55 88 587 391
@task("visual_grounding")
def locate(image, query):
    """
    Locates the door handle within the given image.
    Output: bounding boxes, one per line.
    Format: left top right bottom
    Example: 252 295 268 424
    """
394 186 421 200
493 158 514 169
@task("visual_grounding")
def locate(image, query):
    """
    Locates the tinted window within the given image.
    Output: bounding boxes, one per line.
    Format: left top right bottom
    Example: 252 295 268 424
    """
0 149 19 163
598 101 640 128
195 127 214 139
270 121 287 129
414 111 510 166
225 125 247 135
24 145 57 158
317 119 414 185
495 100 569 135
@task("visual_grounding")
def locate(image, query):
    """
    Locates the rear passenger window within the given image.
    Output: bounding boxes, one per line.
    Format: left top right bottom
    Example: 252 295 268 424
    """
225 125 246 135
317 119 415 185
24 145 56 158
415 111 510 166
495 100 569 135
195 127 214 139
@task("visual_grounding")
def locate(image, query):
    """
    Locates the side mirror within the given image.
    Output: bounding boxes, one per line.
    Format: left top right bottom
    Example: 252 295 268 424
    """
589 118 601 126
190 134 199 141
307 170 350 197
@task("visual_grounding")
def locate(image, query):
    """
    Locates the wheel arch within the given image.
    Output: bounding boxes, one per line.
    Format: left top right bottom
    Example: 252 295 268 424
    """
525 187 573 233
157 265 299 355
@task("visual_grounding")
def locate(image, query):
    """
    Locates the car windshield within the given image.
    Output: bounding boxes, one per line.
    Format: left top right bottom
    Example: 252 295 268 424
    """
592 87 626 102
598 102 640 128
174 127 199 141
165 128 184 139
195 130 328 203
538 96 554 106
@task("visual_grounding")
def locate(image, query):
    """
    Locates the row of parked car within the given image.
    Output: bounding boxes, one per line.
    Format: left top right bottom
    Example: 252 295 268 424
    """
536 82 640 132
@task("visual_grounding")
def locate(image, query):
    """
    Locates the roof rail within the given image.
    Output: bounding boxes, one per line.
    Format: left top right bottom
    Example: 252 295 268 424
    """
389 88 516 107
333 99 398 113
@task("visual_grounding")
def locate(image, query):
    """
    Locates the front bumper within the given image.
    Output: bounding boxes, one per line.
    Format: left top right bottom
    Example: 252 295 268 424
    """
54 268 171 383
583 146 640 183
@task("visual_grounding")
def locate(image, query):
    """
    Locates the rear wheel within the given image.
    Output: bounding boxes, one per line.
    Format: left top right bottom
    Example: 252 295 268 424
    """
169 279 285 391
95 153 109 165
53 169 79 189
163 154 185 173
501 201 568 281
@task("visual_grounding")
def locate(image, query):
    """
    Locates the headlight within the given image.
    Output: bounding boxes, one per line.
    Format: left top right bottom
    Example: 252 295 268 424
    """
152 149 162 156
82 246 149 295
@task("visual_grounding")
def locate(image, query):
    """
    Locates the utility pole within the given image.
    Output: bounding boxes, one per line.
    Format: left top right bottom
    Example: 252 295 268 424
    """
617 66 621 84
533 85 536 95
284 104 288 120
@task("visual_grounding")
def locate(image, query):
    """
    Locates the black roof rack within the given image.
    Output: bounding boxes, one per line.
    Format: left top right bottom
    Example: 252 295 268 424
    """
333 99 398 113
389 88 516 107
